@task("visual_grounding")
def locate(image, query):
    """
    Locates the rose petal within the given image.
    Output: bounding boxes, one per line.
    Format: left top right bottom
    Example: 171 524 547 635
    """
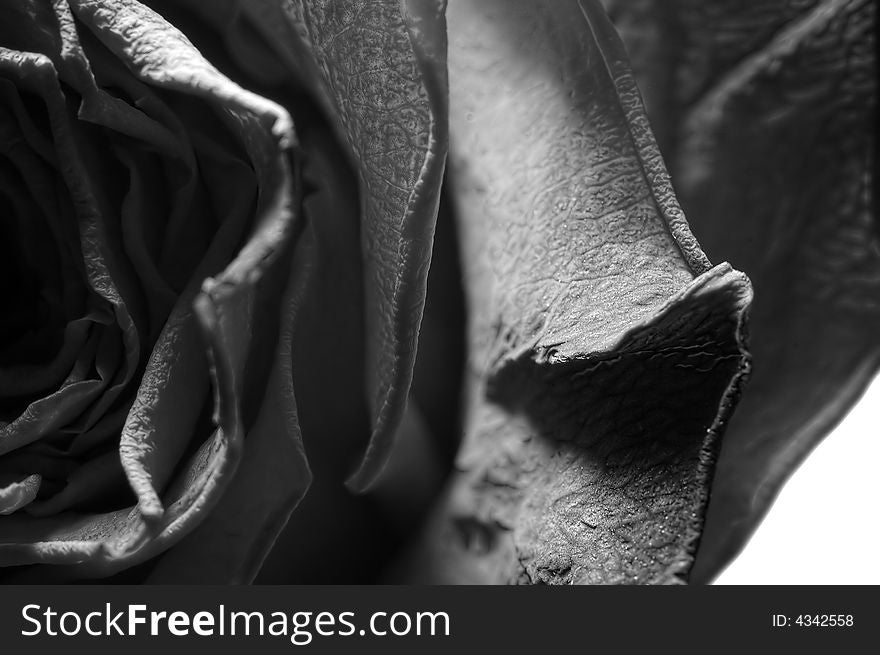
171 0 449 490
115 142 257 520
401 0 751 584
605 0 879 582
251 122 379 584
147 227 313 584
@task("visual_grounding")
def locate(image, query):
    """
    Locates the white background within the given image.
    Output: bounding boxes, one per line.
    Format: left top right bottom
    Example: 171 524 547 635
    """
714 373 879 584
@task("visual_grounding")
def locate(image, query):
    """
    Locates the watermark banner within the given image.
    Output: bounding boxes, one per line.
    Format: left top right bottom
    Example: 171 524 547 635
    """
0 585 875 653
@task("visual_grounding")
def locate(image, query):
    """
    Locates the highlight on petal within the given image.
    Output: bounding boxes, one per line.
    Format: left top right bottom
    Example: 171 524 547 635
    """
399 0 752 584
0 475 42 516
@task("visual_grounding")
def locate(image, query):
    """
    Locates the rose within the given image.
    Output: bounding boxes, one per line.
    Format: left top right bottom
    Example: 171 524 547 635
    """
9 0 741 587
0 0 446 583
2 0 871 585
